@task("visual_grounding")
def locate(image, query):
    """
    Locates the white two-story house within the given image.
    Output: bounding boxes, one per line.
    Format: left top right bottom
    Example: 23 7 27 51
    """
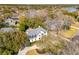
26 27 47 43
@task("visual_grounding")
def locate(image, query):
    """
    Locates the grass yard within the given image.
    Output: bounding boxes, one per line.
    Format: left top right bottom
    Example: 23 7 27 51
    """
26 49 39 55
63 27 77 38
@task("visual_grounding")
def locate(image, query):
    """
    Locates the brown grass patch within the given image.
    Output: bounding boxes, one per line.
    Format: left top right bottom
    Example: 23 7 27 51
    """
26 49 39 55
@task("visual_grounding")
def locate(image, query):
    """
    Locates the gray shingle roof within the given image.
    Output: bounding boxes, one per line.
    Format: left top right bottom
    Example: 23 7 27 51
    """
66 7 77 12
0 28 16 32
26 27 47 38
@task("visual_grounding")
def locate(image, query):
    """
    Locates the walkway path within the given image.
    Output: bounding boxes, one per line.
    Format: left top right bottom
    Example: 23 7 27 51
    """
18 45 39 55
71 26 79 30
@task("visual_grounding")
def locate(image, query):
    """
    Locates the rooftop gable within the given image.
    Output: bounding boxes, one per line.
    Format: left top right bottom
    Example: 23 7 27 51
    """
26 27 47 37
0 28 16 32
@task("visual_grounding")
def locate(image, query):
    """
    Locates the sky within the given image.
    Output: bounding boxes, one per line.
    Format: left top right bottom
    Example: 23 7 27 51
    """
0 0 79 4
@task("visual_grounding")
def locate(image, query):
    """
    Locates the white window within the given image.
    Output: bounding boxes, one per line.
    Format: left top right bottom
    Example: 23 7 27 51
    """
33 38 35 42
30 39 33 42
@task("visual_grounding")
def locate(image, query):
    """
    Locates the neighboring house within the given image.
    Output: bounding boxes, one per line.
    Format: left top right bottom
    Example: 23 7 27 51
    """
65 7 77 12
4 18 19 26
26 27 47 43
0 28 16 32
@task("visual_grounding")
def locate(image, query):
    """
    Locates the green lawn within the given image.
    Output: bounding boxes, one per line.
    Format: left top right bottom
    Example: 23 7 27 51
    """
62 27 77 38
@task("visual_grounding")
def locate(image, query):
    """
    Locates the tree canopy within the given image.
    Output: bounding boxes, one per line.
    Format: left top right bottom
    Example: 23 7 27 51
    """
0 30 30 55
19 17 45 31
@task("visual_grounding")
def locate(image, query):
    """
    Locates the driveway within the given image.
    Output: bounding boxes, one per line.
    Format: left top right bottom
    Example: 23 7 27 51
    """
18 45 39 55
